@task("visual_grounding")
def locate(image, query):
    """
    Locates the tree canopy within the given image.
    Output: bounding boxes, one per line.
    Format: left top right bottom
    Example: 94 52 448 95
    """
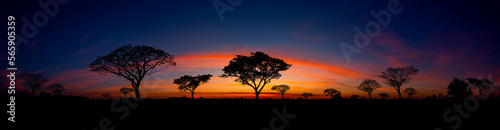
324 88 340 99
220 51 291 99
379 65 418 99
119 87 134 98
174 74 213 99
47 83 65 96
19 72 48 96
447 77 472 100
357 79 381 99
302 92 313 99
378 92 389 99
271 84 290 99
89 44 176 99
403 87 417 99
467 78 494 98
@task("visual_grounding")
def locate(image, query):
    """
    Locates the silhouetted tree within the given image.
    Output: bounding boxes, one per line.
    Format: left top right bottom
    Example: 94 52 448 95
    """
89 44 176 99
350 94 360 99
174 74 213 99
467 78 494 97
447 77 472 100
39 91 51 97
438 93 444 99
102 93 110 100
220 51 291 100
333 92 342 99
403 87 417 99
19 90 30 96
271 84 290 99
19 72 48 96
379 92 389 99
119 87 134 98
302 92 313 99
357 79 381 99
379 65 418 100
47 83 65 96
324 88 340 99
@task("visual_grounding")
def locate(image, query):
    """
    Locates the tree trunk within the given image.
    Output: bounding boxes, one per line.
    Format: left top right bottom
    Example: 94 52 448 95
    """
31 89 35 96
368 92 372 100
123 93 127 98
255 92 259 100
282 93 284 100
134 87 141 99
191 91 194 99
409 95 412 99
397 90 402 100
132 80 142 99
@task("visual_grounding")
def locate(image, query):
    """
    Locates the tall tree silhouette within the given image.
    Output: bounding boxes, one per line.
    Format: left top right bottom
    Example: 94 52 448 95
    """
271 84 290 99
403 87 417 99
378 92 389 99
324 88 340 99
89 44 176 99
379 65 418 100
119 87 134 98
47 83 65 96
220 51 291 100
302 92 313 99
174 74 213 99
447 77 472 100
357 79 381 99
102 93 110 100
467 78 494 97
19 72 48 96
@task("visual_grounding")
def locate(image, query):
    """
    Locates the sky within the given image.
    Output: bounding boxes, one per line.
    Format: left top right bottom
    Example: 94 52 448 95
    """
1 0 500 99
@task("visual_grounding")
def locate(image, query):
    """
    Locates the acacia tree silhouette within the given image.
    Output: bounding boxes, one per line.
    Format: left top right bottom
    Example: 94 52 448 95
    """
271 84 290 99
102 93 110 100
378 92 389 99
19 72 48 96
447 77 472 100
357 79 381 99
173 74 213 99
350 94 360 99
47 83 65 96
119 87 134 98
379 65 418 100
220 51 291 100
89 44 176 99
324 88 340 99
403 87 417 99
467 78 494 97
302 92 313 99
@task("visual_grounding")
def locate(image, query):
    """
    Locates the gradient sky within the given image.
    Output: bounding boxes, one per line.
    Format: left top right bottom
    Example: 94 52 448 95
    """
2 0 500 99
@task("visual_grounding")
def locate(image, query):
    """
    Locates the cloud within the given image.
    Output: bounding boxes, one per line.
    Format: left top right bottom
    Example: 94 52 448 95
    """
78 33 94 43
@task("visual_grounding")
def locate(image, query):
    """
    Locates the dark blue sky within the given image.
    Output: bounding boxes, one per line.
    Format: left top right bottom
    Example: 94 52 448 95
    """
2 0 499 98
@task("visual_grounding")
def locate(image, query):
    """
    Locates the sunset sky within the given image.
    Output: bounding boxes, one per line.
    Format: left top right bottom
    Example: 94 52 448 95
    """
2 0 500 99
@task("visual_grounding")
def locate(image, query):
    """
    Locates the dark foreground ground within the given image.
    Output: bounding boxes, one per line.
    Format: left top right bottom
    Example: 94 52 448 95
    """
4 96 500 130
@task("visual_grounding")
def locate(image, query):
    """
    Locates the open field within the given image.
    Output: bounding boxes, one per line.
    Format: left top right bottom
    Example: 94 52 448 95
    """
6 96 499 130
